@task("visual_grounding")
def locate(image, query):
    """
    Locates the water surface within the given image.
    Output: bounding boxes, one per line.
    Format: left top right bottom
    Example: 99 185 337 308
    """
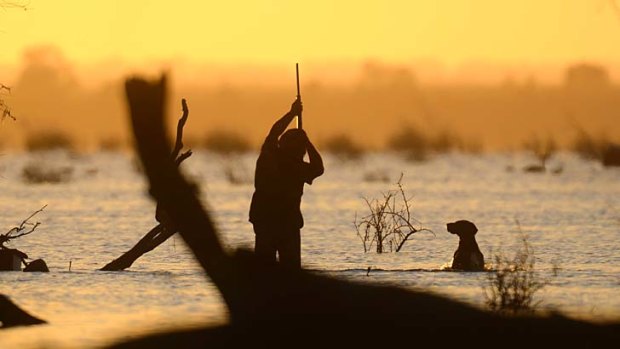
0 151 618 348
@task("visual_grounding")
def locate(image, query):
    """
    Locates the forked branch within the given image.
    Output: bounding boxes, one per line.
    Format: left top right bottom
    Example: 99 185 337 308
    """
171 98 190 161
0 205 47 246
99 98 193 271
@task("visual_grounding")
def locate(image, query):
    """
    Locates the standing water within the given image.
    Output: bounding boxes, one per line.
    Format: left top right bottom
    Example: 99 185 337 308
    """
0 150 619 348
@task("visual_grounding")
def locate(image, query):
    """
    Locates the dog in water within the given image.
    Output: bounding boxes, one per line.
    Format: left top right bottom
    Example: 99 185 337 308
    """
110 76 620 349
447 220 484 271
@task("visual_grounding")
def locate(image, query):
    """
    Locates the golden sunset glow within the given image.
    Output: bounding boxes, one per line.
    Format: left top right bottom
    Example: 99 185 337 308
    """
2 2 620 348
1 1 620 150
2 0 620 67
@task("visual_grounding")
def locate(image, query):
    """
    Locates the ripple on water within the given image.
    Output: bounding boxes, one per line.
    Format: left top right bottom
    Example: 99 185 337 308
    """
1 151 619 348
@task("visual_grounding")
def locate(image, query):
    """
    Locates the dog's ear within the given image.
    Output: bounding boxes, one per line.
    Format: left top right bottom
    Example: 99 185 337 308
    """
449 220 478 236
463 221 478 235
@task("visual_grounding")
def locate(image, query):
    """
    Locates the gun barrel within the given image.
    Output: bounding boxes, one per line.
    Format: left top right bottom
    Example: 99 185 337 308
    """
296 63 303 129
296 63 301 98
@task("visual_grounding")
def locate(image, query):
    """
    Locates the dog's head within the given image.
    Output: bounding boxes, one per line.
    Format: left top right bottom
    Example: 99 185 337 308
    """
447 220 478 237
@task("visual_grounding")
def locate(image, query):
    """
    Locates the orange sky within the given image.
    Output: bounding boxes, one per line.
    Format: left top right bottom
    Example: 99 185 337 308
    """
2 0 620 70
2 1 620 151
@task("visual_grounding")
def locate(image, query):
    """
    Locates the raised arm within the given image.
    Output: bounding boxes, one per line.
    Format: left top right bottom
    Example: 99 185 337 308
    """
306 137 324 178
265 99 302 144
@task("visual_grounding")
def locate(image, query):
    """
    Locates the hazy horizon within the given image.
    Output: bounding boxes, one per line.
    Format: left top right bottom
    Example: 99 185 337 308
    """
5 45 620 87
1 45 620 153
2 1 620 152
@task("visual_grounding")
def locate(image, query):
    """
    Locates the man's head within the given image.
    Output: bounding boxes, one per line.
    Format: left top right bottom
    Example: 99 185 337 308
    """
279 129 307 159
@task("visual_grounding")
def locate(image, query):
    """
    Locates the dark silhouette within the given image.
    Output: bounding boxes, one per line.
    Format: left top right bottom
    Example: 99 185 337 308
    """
522 136 556 173
448 220 485 271
110 75 620 349
602 143 620 166
100 100 192 271
0 206 49 272
0 248 26 271
249 99 324 268
564 63 611 90
22 258 49 272
0 246 49 273
0 294 46 328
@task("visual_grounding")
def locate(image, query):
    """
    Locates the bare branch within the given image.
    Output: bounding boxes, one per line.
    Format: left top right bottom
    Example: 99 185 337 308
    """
8 222 41 239
100 97 194 270
1 205 47 246
354 176 432 253
6 205 46 236
174 150 193 166
395 228 434 252
171 98 189 160
19 204 47 227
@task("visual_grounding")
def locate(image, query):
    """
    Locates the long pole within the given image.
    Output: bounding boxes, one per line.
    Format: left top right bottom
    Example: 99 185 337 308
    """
296 63 303 129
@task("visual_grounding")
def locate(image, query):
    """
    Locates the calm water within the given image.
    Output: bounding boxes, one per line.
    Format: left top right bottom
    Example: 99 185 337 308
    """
0 151 618 348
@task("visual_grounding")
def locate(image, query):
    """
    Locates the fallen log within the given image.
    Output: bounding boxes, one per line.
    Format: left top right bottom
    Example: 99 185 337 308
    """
100 224 174 271
109 74 620 348
0 294 46 328
23 258 49 272
99 99 191 271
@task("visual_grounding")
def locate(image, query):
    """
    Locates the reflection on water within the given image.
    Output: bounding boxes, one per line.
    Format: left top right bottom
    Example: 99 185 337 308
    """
0 151 619 348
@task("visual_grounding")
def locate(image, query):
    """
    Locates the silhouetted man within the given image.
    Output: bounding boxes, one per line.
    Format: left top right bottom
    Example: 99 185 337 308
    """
249 99 324 269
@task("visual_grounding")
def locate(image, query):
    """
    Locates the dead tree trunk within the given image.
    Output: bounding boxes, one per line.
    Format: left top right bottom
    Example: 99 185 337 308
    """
112 74 620 349
99 224 174 271
99 99 192 271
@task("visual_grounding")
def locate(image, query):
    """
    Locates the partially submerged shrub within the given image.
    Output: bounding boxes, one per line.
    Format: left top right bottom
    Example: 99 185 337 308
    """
1 205 46 250
387 125 481 160
432 130 484 154
322 134 364 160
25 131 74 152
602 144 620 167
484 226 551 315
99 136 125 152
355 174 432 253
460 139 484 154
430 129 460 153
569 125 620 166
572 129 604 160
522 135 556 172
363 170 390 183
204 130 252 154
387 125 430 161
570 126 611 161
22 162 73 184
221 157 252 185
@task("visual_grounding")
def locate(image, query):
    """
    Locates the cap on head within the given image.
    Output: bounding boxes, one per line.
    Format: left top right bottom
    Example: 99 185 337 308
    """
279 129 306 158
446 220 478 236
